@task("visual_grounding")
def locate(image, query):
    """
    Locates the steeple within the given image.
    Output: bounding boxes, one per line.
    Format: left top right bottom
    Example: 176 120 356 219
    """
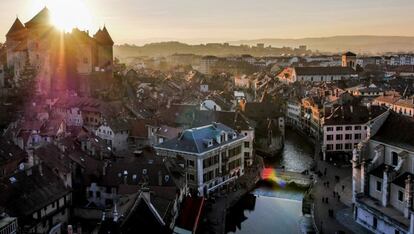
6 17 26 39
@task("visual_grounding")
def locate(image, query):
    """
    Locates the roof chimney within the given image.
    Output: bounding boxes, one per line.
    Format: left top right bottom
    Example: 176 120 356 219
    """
158 170 163 186
38 163 43 176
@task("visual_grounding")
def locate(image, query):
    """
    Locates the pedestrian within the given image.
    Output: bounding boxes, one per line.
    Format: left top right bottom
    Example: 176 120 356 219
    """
327 181 330 188
342 185 345 191
333 191 336 197
338 195 341 202
322 197 324 203
326 197 329 204
324 168 327 176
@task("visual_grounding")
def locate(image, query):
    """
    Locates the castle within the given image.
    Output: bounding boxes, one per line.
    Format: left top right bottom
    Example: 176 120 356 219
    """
5 7 114 95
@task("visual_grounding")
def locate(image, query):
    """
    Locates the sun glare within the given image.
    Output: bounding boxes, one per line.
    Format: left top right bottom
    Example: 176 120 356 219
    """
33 0 93 32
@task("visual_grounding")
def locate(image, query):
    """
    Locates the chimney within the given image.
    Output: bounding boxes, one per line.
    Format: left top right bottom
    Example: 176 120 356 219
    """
382 166 389 207
142 187 150 201
123 170 128 184
27 149 34 167
76 225 82 234
38 163 43 176
404 175 413 218
102 162 108 176
350 105 353 113
67 225 73 234
158 170 163 186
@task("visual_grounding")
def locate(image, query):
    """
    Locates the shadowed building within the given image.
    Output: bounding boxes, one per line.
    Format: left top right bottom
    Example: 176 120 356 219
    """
5 7 114 95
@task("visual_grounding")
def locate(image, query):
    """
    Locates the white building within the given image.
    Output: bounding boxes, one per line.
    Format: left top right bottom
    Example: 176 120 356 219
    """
286 99 301 129
96 120 130 152
352 113 414 234
154 123 246 196
322 105 388 160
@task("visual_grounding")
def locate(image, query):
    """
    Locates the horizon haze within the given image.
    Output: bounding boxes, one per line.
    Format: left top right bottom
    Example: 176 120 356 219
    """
1 0 414 49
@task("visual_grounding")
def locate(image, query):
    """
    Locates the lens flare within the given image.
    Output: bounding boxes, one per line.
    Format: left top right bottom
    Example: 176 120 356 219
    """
261 168 287 187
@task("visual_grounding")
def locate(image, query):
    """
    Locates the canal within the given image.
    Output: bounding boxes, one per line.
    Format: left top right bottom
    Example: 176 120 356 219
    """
226 130 315 234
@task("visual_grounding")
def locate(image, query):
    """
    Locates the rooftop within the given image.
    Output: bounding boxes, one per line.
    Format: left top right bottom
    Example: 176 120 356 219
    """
155 123 245 155
372 112 414 152
294 66 357 76
324 105 386 126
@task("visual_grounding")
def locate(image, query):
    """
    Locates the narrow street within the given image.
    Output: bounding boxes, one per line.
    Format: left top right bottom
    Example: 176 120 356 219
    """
313 159 372 234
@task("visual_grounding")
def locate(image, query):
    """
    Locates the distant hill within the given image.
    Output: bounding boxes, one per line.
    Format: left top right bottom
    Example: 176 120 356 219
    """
114 41 308 59
228 36 414 54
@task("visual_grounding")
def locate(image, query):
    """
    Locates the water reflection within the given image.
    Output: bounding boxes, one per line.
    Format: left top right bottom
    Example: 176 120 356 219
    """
264 130 315 172
226 130 315 234
226 185 305 234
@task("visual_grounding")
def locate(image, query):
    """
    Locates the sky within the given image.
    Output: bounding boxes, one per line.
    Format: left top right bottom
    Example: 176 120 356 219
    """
1 0 414 45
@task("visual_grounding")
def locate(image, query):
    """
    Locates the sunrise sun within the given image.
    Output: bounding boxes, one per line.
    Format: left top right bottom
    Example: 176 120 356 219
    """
32 0 93 32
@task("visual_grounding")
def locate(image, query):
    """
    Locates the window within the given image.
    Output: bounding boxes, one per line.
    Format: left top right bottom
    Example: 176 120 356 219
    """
345 126 352 131
187 173 195 181
355 126 362 130
354 133 361 140
244 142 250 148
96 191 101 198
327 144 333 150
327 127 333 131
392 152 399 166
187 160 195 168
345 134 352 140
336 144 343 150
336 134 343 140
336 126 343 131
376 181 382 191
398 190 404 202
327 135 333 141
345 143 353 150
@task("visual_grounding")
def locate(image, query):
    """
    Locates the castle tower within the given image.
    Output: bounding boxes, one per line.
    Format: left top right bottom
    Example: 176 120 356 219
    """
93 25 114 72
342 51 357 70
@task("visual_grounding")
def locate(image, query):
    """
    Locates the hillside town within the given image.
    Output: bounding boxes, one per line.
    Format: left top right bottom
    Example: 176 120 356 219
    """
2 6 414 234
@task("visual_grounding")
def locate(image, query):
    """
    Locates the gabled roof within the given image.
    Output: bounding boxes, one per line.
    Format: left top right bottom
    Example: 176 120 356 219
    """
25 7 52 28
94 26 114 45
6 18 25 38
343 51 356 56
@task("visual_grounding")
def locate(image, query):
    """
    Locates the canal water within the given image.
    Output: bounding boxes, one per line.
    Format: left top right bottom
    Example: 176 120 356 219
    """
226 130 315 234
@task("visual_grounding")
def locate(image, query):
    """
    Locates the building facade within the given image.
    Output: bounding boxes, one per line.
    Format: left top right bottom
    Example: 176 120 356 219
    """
352 113 414 234
154 123 246 196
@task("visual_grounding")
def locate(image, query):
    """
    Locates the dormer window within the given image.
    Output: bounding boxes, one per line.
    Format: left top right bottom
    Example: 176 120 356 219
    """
392 152 399 166
232 132 237 139
204 139 213 147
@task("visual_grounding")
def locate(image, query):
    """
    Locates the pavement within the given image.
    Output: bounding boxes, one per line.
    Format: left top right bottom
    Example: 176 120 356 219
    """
312 159 371 234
